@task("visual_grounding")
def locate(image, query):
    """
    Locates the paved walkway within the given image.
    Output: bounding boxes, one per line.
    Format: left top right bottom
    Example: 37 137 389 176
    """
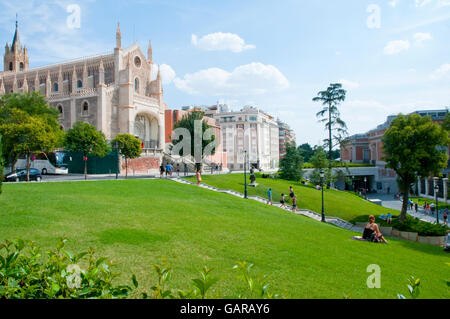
367 194 448 225
172 177 364 234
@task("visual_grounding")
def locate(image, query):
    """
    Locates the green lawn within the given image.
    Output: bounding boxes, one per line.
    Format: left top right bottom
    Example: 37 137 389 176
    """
0 180 449 299
187 173 398 223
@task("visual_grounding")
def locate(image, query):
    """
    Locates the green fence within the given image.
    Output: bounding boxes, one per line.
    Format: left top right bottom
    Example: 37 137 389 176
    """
63 151 120 175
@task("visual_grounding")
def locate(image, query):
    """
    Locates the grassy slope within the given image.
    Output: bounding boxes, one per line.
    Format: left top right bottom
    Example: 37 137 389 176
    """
0 180 448 299
187 174 398 222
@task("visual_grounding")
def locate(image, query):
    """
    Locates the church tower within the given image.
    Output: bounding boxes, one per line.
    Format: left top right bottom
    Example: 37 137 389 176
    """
4 16 29 72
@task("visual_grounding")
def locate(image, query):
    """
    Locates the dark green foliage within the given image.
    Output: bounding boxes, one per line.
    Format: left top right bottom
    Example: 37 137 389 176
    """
279 142 304 181
64 122 109 179
0 238 135 299
383 114 449 222
298 143 315 162
112 134 142 178
0 134 3 195
378 215 449 236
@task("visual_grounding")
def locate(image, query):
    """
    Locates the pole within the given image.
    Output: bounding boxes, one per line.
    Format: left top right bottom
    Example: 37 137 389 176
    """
321 175 325 222
436 186 439 224
244 151 248 199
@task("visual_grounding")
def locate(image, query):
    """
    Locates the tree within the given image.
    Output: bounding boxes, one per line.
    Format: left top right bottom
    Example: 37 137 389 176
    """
312 83 348 164
171 111 216 171
0 92 62 170
279 142 304 181
112 134 142 179
0 134 3 195
309 147 329 185
64 122 109 180
0 109 60 181
383 114 448 222
298 143 315 163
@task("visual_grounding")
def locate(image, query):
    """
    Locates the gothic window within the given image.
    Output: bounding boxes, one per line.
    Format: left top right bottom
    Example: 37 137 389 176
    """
77 80 82 88
53 83 59 92
9 62 12 71
19 63 24 71
134 56 141 68
82 101 89 116
135 78 139 93
57 105 63 115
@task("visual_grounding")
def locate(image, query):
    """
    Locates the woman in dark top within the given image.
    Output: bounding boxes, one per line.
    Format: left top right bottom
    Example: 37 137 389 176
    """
363 215 388 244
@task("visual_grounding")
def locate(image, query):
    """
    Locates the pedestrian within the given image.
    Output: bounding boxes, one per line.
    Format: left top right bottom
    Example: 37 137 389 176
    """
280 193 287 209
443 209 448 226
415 202 418 213
176 163 180 177
267 188 273 205
196 169 202 186
386 213 392 224
430 203 435 215
289 186 295 203
160 163 165 179
184 162 188 176
292 195 298 213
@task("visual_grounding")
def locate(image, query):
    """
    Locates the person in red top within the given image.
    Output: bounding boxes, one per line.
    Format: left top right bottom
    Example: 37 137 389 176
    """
196 169 202 186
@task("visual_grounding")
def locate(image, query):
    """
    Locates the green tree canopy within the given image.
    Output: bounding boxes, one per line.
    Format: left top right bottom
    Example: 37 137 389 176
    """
0 109 60 181
171 111 216 170
383 113 449 222
64 122 109 180
279 142 304 181
112 133 142 178
0 93 62 169
312 83 348 164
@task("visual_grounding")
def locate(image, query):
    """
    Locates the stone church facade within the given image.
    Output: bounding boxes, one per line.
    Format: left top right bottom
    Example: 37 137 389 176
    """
0 21 166 173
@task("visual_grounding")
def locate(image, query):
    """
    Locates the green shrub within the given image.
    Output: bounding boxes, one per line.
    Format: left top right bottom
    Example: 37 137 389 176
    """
378 216 449 236
0 238 135 299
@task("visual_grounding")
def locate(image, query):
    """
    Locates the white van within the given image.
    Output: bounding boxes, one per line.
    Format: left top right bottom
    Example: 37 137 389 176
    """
16 152 69 175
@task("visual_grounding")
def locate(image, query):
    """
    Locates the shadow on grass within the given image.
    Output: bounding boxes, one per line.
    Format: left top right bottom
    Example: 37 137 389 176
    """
97 229 170 246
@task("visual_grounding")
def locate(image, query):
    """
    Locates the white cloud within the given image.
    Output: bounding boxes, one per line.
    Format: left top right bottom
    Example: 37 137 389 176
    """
437 0 450 7
413 32 432 45
338 79 360 90
430 64 450 80
383 40 411 55
191 32 255 53
173 62 290 96
388 0 399 7
415 0 433 7
159 64 176 85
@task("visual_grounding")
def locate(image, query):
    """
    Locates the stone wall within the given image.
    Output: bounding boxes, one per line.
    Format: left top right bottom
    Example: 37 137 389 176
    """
122 156 160 174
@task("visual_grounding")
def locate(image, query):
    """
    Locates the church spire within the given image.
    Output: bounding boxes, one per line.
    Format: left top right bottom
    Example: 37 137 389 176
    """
147 40 153 63
116 22 121 49
12 13 20 51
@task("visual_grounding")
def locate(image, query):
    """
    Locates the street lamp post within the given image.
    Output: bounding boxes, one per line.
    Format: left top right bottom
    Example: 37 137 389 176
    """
244 150 248 199
113 141 119 180
364 177 368 200
352 176 355 193
435 183 439 224
320 170 325 223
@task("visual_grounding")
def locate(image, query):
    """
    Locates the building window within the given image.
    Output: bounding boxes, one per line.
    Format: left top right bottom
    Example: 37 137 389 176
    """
57 105 63 115
19 63 24 71
53 83 59 92
135 78 139 93
77 80 82 88
9 62 12 71
82 102 89 115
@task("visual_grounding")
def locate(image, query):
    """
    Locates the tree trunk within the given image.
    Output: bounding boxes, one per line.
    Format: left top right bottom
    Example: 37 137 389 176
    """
327 105 333 189
125 158 128 179
26 153 30 182
84 154 87 180
400 182 409 222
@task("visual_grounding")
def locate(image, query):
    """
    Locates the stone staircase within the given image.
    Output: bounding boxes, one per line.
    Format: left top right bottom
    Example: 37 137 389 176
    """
171 178 361 233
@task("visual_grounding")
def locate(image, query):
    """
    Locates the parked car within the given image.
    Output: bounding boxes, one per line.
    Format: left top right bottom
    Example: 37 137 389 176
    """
4 168 42 182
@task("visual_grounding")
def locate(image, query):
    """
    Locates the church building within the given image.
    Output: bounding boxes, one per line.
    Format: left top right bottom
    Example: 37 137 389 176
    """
0 20 167 173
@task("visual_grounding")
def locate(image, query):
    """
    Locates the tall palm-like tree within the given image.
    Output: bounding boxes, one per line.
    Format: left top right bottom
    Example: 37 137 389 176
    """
313 83 348 164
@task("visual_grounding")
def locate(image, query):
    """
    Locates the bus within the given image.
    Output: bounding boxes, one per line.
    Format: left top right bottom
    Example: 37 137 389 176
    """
16 151 69 175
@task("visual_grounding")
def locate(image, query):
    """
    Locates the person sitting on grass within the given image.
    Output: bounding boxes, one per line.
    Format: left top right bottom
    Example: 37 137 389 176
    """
386 213 392 224
363 215 388 244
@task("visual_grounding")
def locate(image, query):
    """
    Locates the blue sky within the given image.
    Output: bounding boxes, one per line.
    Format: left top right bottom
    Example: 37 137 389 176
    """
0 0 449 146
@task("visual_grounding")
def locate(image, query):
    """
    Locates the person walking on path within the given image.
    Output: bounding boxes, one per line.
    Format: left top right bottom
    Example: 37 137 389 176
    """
176 163 180 177
160 164 165 179
196 169 202 186
184 162 188 176
415 202 418 213
280 194 287 209
267 188 273 205
289 186 295 204
292 195 298 213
